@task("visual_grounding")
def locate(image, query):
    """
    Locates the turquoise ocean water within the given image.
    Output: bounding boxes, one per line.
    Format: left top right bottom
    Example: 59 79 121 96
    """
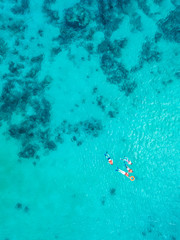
0 0 179 239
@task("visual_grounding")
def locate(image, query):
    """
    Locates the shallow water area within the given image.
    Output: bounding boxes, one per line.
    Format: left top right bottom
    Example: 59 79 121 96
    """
0 0 179 240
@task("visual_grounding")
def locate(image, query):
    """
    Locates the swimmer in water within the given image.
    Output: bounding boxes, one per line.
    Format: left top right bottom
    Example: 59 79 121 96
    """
124 163 133 173
104 152 113 165
121 156 132 165
115 167 129 177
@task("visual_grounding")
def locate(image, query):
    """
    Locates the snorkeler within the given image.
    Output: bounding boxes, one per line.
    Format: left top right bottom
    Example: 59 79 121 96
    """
104 152 113 165
115 167 129 177
121 156 132 165
124 163 133 173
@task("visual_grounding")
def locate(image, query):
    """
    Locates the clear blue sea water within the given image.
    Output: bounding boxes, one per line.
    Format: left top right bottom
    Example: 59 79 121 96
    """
0 0 179 240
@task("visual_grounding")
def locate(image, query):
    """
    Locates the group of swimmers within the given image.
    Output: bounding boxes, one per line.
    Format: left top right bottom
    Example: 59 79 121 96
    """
104 152 135 181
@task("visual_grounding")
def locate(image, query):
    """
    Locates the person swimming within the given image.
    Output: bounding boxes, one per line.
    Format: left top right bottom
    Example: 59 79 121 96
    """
124 163 133 173
104 152 113 165
121 156 132 165
115 167 129 177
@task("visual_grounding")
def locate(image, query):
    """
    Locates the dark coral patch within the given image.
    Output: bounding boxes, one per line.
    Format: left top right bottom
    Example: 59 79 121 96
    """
108 110 118 118
101 196 106 205
110 188 116 195
64 4 91 29
11 0 30 15
82 118 103 137
158 6 180 43
24 206 29 212
96 96 106 111
140 40 161 64
162 79 173 86
92 87 98 94
154 32 162 43
101 54 128 81
0 38 8 58
44 140 57 150
121 81 137 96
15 203 22 209
130 13 143 32
175 72 180 78
77 141 83 146
18 144 39 159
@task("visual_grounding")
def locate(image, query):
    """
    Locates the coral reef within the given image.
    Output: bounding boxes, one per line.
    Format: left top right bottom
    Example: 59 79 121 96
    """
121 81 137 96
64 4 91 29
136 0 151 16
158 6 180 43
0 38 8 59
130 13 143 32
11 0 30 15
101 54 128 79
140 40 161 64
82 118 103 137
18 144 39 158
56 118 103 146
97 39 127 57
7 20 27 34
42 0 60 25
110 188 116 195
